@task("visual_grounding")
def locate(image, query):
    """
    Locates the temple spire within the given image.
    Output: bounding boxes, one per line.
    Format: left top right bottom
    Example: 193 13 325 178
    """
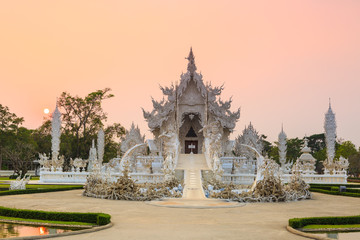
186 47 197 76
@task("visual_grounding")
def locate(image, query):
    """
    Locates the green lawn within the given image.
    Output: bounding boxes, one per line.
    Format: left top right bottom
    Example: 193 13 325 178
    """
303 224 360 229
0 216 93 226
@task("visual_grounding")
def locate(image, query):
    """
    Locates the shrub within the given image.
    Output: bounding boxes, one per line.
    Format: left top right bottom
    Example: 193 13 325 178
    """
0 206 111 226
0 186 83 196
309 188 360 198
289 215 360 228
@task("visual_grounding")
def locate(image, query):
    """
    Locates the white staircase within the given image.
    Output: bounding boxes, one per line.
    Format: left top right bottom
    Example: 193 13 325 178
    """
176 154 209 170
176 154 209 199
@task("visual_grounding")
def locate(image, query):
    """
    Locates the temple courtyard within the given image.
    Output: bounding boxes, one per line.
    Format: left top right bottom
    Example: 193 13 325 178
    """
1 190 358 239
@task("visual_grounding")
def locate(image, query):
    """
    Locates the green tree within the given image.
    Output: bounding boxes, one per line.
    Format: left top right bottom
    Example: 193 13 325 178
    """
103 123 126 161
307 134 326 153
58 88 114 158
32 119 52 155
348 153 360 177
2 127 37 176
286 138 303 163
0 104 24 170
336 141 358 159
261 134 273 157
268 144 280 163
307 134 326 173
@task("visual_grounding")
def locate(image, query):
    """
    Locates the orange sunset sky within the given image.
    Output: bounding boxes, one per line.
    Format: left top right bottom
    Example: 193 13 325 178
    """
0 1 360 146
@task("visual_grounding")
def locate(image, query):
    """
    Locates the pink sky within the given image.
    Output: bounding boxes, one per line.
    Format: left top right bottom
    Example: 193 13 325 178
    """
0 1 360 146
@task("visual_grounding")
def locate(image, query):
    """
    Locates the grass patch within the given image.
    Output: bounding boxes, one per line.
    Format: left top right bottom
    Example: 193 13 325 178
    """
0 216 93 226
303 224 360 229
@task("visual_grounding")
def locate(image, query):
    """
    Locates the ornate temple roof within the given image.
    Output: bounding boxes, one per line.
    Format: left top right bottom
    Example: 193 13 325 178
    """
142 49 240 132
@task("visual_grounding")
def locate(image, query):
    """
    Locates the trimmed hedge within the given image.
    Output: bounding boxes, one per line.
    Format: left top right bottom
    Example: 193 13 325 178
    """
289 215 360 229
0 206 111 226
309 183 360 198
309 188 360 197
310 183 360 189
0 186 83 196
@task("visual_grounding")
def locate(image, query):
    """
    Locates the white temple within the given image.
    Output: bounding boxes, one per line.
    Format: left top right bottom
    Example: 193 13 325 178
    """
39 49 349 185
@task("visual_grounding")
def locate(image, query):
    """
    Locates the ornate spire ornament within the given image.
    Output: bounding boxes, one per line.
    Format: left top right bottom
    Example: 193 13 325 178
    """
97 129 105 164
51 102 61 161
186 47 197 76
278 124 287 170
324 99 336 162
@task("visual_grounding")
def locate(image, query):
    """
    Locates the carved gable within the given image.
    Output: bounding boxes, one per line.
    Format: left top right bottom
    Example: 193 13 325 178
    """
179 80 204 106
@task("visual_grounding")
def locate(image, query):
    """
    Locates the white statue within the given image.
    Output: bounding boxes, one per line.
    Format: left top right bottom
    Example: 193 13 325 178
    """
97 129 105 164
51 102 61 163
10 175 31 190
278 125 291 173
324 100 336 173
121 123 145 155
38 153 52 169
52 155 64 171
71 158 88 172
234 122 263 159
295 138 316 174
159 124 179 180
201 121 223 179
88 139 97 172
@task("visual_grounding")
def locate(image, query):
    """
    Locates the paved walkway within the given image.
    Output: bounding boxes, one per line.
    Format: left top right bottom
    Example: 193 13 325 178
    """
1 190 359 239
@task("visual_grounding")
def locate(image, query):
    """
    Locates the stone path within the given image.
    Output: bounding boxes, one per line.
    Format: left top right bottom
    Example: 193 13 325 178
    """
1 190 360 239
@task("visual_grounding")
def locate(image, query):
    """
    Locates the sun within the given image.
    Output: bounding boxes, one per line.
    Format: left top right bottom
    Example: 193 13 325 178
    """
44 108 50 114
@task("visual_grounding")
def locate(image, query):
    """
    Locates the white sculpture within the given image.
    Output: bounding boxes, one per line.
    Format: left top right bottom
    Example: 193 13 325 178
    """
88 139 97 172
335 157 349 174
119 143 147 174
240 144 265 191
51 102 61 163
97 129 105 164
278 126 291 173
323 101 349 175
234 122 263 159
10 175 30 190
324 100 336 172
201 121 223 178
71 158 88 172
159 125 180 180
52 155 64 171
38 153 52 169
121 123 145 155
295 138 316 174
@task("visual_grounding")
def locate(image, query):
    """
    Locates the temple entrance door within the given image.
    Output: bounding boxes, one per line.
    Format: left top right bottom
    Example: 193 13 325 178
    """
185 140 198 154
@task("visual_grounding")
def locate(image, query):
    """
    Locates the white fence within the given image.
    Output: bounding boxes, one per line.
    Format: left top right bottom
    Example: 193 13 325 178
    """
0 170 36 176
222 173 347 185
39 170 164 184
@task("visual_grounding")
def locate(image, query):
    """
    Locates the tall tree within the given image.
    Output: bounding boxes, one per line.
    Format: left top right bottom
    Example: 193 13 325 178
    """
336 141 358 159
0 104 24 169
4 129 36 177
286 138 303 163
348 153 360 177
58 88 114 157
